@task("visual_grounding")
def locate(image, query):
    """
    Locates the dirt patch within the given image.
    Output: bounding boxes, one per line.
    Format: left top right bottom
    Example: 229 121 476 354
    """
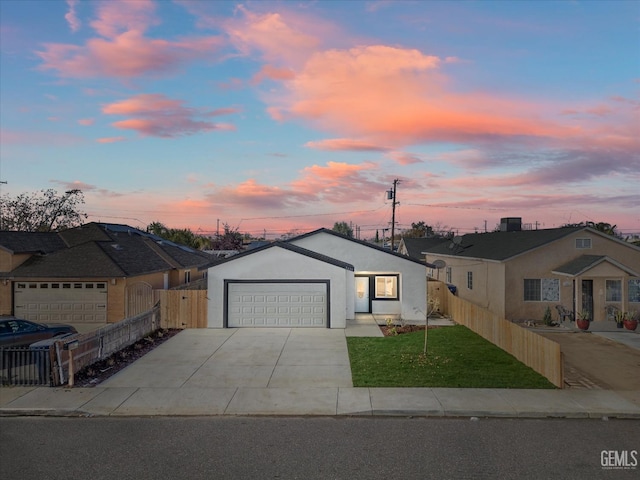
74 329 181 387
379 325 443 336
538 331 640 390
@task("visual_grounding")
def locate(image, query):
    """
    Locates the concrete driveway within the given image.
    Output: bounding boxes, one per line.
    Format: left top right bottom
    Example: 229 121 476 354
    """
101 328 353 389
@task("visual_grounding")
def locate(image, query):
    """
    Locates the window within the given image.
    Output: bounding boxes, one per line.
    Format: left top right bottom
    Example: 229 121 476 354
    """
375 275 398 299
575 238 592 249
606 280 622 302
524 278 560 302
629 279 640 303
446 267 452 284
184 270 191 284
467 272 473 290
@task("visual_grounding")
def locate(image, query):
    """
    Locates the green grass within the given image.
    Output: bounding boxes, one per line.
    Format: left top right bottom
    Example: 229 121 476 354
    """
347 325 555 389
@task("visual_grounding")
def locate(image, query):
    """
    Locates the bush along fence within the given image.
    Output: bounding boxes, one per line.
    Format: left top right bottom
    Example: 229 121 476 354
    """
428 281 564 388
0 303 161 387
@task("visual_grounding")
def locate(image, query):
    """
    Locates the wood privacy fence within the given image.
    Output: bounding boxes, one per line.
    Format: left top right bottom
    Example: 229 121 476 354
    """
428 281 564 388
155 289 208 329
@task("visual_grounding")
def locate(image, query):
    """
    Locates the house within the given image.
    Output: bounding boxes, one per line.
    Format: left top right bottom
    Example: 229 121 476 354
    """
0 223 214 333
422 218 640 322
207 228 430 328
397 237 450 279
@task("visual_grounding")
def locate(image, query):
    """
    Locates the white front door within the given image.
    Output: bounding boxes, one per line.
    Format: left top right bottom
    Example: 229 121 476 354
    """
355 277 370 312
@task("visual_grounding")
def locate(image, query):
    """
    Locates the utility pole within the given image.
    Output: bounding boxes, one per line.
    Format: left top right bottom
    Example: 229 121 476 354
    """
0 180 6 231
387 179 400 251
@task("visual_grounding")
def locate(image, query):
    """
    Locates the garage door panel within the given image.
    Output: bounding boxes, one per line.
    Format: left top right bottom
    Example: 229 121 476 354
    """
228 282 327 328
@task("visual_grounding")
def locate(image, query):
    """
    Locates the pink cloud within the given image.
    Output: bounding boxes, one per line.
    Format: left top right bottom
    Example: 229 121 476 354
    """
389 152 424 165
37 0 222 79
78 118 94 126
252 64 296 84
65 0 81 33
97 136 125 143
305 138 389 151
103 94 236 138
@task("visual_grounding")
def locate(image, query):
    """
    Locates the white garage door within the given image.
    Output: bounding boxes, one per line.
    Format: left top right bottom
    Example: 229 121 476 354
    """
14 281 108 326
228 282 327 327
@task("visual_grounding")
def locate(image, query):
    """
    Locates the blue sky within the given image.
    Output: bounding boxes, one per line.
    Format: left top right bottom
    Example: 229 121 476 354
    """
1 0 638 238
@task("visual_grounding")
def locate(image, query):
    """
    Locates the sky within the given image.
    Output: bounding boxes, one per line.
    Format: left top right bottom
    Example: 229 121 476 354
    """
1 0 638 240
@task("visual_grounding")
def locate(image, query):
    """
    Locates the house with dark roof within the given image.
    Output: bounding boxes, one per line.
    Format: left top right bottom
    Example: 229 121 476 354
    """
207 228 431 328
422 219 640 323
0 223 215 332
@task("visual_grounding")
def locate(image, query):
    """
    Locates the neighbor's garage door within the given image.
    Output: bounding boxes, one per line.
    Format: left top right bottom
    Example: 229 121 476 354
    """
14 281 108 325
228 282 327 327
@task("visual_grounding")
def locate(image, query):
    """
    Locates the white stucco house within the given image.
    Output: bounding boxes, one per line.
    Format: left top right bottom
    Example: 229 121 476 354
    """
207 228 430 328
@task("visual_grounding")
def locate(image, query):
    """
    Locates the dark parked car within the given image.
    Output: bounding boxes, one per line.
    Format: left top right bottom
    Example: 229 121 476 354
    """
0 317 77 348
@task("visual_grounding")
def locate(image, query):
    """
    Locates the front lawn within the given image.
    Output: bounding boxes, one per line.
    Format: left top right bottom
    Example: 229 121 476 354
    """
347 325 555 389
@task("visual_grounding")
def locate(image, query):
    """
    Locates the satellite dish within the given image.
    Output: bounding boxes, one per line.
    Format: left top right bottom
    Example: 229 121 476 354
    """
433 259 446 269
452 236 463 245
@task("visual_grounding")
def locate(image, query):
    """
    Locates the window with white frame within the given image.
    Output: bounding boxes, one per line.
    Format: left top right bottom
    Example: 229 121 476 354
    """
628 279 640 303
606 280 622 302
446 267 452 284
524 278 559 302
184 270 191 284
467 272 473 290
375 275 398 299
575 238 592 249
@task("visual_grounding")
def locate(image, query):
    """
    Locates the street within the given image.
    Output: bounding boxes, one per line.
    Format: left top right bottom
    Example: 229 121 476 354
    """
1 417 638 479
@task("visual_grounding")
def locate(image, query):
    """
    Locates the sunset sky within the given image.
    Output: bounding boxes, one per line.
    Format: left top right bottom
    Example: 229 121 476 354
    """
1 0 638 239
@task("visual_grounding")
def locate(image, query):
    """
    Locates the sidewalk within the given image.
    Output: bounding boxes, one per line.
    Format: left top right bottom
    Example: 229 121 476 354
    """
1 316 639 419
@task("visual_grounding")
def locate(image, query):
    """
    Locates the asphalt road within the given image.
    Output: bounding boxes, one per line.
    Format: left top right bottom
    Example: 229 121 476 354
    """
1 417 638 479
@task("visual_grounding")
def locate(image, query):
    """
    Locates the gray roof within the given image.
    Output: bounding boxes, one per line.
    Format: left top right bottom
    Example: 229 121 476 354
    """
424 227 584 261
553 255 640 277
1 222 214 278
400 237 449 261
0 231 66 254
289 228 435 268
209 241 355 271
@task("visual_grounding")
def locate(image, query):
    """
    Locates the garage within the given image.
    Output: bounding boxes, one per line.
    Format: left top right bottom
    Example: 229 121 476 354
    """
208 242 354 329
13 281 107 326
227 282 328 327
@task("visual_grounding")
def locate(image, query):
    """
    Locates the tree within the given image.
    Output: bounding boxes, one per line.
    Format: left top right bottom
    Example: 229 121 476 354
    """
332 221 353 237
147 221 212 250
402 221 435 238
0 189 87 231
210 223 243 250
563 221 620 238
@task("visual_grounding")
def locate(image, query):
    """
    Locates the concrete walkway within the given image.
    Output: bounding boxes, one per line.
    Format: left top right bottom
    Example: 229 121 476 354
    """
1 315 639 418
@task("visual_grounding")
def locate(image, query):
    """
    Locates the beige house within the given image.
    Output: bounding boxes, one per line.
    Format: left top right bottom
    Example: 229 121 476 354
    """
423 221 640 323
0 223 214 333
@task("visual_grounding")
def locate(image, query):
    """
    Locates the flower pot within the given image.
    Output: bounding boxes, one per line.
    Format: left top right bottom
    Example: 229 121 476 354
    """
576 319 590 331
623 319 638 331
616 322 624 329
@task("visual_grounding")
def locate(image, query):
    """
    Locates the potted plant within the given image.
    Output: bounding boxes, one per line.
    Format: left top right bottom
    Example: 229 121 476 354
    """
614 310 625 329
576 311 590 331
623 311 638 331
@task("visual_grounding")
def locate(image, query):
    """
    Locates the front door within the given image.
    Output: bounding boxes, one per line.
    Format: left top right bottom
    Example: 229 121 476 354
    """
355 277 370 312
581 279 594 321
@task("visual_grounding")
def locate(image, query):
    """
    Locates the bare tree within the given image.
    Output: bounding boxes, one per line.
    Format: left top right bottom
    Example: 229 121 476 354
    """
0 189 87 232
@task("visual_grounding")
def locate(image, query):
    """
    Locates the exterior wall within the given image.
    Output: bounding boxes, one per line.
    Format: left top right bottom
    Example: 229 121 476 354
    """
290 233 427 321
207 247 352 328
428 229 640 322
0 251 31 273
0 281 11 315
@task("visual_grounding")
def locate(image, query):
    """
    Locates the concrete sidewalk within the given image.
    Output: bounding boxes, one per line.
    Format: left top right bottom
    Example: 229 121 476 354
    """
1 315 639 419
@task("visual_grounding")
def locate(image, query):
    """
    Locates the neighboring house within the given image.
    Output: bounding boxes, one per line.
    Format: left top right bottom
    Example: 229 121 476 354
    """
207 228 430 328
422 219 640 322
0 223 214 333
397 237 450 279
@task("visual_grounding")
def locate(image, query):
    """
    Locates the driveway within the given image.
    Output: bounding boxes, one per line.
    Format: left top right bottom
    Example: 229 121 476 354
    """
101 328 353 389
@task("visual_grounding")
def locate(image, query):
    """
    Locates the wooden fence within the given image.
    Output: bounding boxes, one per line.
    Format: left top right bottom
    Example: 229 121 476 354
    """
428 281 564 388
156 289 208 329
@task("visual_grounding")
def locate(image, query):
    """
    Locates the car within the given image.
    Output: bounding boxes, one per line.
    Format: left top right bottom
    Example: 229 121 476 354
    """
0 317 77 348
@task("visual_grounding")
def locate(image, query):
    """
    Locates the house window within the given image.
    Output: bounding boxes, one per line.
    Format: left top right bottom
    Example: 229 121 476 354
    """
375 275 398 299
628 279 640 303
606 280 622 302
467 272 473 290
184 270 191 284
524 278 560 302
446 267 452 284
575 238 592 249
